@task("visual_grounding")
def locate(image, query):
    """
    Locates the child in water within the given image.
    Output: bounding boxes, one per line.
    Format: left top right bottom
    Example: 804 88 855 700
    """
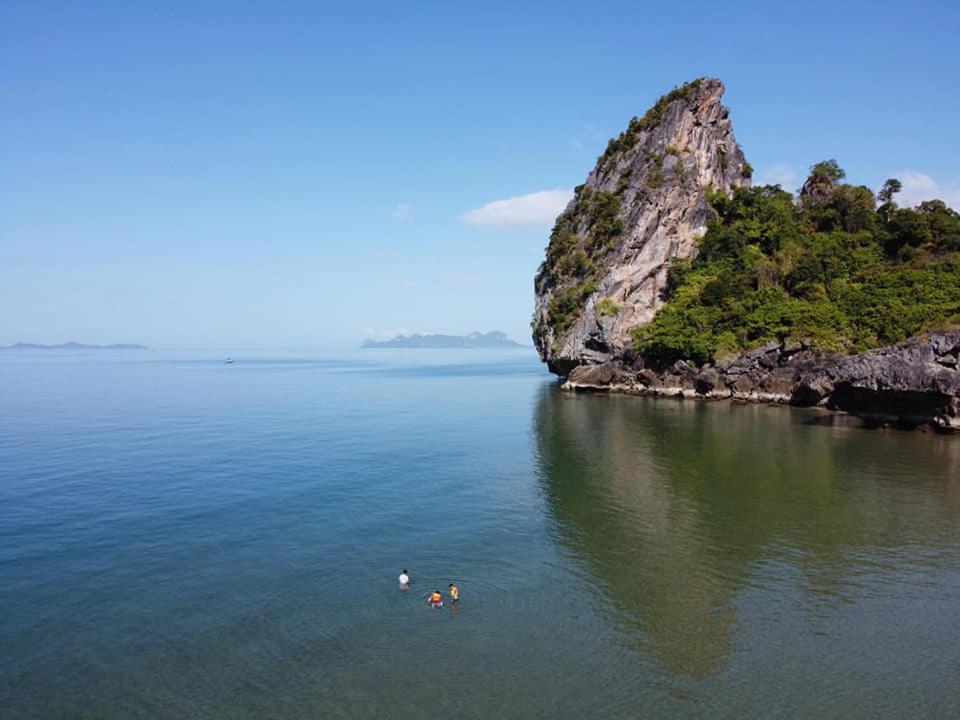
448 583 459 605
398 569 409 589
428 590 444 608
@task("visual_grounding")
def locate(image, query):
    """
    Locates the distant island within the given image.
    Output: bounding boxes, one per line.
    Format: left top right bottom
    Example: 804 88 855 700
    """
2 342 148 350
362 331 524 349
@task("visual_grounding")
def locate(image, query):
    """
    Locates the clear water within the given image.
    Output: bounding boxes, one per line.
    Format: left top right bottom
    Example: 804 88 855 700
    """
2 349 959 718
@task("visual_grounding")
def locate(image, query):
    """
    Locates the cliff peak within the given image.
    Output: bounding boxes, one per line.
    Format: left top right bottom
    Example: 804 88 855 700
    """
533 78 751 375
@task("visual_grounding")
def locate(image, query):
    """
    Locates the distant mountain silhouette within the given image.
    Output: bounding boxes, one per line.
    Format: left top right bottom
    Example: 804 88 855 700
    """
362 331 524 349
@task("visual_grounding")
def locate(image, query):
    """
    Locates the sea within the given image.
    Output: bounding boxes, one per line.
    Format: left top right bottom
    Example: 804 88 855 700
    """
2 348 959 718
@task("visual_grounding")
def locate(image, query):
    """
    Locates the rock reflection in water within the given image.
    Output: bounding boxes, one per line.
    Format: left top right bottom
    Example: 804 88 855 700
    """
533 388 960 681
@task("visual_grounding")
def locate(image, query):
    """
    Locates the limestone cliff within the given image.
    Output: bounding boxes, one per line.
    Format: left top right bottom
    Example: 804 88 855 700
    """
531 77 960 432
532 78 751 375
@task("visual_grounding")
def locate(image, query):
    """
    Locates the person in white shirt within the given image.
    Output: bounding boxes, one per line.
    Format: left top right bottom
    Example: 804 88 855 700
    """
398 569 409 589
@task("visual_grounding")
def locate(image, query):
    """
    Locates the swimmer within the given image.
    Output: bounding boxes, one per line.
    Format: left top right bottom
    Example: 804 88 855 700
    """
428 589 443 608
448 582 459 605
398 569 409 589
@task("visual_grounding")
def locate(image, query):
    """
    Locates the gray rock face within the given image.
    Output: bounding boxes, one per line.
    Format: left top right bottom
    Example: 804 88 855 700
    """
562 332 960 432
803 334 960 429
533 78 750 374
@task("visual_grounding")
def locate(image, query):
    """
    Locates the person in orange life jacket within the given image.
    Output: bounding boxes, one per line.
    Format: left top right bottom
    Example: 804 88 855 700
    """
448 583 459 605
428 590 443 608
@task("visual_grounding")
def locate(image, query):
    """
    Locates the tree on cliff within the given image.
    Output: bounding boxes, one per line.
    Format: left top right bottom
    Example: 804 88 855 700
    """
876 178 903 222
877 178 902 205
799 159 846 204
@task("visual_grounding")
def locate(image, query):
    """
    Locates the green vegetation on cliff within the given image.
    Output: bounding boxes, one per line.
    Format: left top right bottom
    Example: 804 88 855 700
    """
633 163 960 368
600 79 703 166
536 78 715 347
539 185 623 338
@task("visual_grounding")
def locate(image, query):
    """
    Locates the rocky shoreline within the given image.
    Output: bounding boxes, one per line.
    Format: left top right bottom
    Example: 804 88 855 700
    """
561 331 960 432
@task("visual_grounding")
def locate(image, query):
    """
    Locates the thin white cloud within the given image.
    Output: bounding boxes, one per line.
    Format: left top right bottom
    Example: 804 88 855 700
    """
759 164 797 188
463 189 573 228
362 326 411 340
439 273 493 287
894 171 960 211
391 203 413 221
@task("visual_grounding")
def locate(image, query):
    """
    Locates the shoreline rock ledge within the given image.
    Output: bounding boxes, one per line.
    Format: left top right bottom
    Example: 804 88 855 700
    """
531 78 960 431
563 331 960 432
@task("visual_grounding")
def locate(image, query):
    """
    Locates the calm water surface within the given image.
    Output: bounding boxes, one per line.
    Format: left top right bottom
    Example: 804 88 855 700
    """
2 349 959 718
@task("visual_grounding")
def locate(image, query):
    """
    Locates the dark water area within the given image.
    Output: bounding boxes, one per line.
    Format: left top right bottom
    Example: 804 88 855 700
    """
2 349 959 718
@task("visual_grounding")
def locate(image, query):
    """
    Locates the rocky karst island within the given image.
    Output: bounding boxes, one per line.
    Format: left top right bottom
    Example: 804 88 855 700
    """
533 78 960 431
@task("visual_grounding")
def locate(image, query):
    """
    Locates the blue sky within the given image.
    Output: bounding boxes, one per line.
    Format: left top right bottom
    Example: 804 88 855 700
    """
2 0 958 348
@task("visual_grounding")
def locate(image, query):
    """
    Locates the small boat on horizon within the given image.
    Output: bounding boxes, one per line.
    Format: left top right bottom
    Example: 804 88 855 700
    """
225 358 234 364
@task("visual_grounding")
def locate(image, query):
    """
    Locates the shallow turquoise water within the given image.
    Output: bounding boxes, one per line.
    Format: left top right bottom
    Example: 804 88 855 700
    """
2 349 960 718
